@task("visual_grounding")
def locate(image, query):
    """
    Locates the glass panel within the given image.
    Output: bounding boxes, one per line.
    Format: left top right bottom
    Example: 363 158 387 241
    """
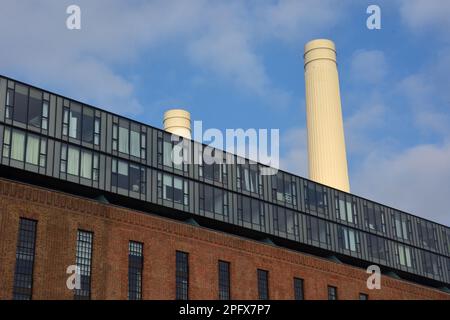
3 128 11 157
173 177 183 203
242 197 251 223
69 104 82 139
67 147 80 176
130 130 140 157
11 131 25 161
346 202 353 223
119 126 129 154
82 107 94 143
42 101 49 117
117 160 129 189
163 174 172 200
286 210 295 235
13 84 28 123
25 135 39 165
163 137 172 167
251 199 260 225
339 199 346 221
214 188 223 214
80 151 92 179
204 185 213 212
129 164 141 192
28 89 42 128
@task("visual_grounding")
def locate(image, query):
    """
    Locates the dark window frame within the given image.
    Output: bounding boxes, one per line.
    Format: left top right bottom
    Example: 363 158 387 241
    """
176 251 189 300
257 269 269 300
13 218 37 300
112 158 146 194
128 241 143 300
218 260 231 300
327 286 337 300
359 293 368 300
157 172 189 205
74 230 93 300
293 277 304 300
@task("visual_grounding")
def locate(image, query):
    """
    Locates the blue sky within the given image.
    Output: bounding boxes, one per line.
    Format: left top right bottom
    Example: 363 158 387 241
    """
0 0 449 225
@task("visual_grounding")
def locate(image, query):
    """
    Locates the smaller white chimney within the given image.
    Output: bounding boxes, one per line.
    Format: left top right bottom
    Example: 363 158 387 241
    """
163 109 191 139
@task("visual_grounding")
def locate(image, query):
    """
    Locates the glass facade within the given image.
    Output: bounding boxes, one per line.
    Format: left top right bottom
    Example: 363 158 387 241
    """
0 75 449 287
13 218 37 300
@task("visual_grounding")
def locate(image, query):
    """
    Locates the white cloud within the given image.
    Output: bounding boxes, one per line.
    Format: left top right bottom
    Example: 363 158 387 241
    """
352 142 450 226
258 0 346 43
399 0 450 41
280 126 308 177
0 0 350 115
350 50 387 84
345 102 387 156
396 48 450 139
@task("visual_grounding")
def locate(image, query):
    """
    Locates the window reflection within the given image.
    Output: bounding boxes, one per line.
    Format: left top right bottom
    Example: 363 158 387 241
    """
237 195 264 227
304 181 327 215
157 172 188 205
397 244 413 267
337 226 358 252
272 172 297 205
307 216 329 245
112 159 145 194
199 184 228 216
364 203 386 233
3 127 46 167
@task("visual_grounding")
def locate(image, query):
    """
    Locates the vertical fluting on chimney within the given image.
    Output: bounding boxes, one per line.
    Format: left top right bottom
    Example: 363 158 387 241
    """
304 39 350 192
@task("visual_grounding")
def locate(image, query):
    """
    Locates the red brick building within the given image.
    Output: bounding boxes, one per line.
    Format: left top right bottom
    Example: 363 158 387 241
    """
0 178 448 300
0 75 449 301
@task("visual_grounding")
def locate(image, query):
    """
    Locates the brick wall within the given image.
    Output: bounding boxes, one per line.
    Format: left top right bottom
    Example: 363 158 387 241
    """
0 178 448 300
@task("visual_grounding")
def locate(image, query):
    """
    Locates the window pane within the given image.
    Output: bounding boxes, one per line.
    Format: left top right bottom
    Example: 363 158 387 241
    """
69 104 82 139
176 251 189 300
163 139 172 167
218 261 230 300
25 135 39 165
117 161 129 189
204 185 213 212
163 174 172 200
13 84 28 123
129 165 141 192
11 131 25 161
82 108 94 143
251 199 261 225
13 218 37 300
67 147 80 176
130 130 140 157
294 278 304 300
241 196 251 223
328 286 337 300
173 177 183 203
74 230 93 300
257 269 269 300
128 241 143 300
119 126 129 154
214 188 223 214
80 151 92 179
3 128 11 157
28 89 42 128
